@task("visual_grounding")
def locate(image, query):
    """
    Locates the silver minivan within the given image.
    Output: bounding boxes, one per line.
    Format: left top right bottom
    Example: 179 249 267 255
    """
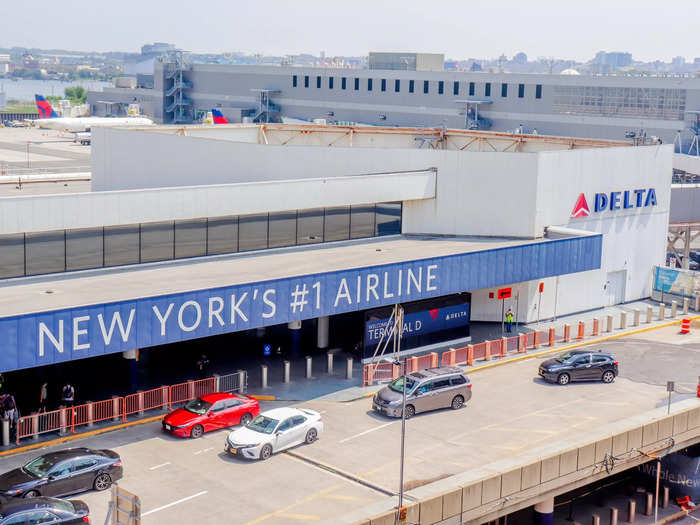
372 367 472 418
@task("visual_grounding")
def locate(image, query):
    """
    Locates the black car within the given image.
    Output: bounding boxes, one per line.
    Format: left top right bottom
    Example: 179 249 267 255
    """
0 497 89 524
0 448 122 499
538 350 618 385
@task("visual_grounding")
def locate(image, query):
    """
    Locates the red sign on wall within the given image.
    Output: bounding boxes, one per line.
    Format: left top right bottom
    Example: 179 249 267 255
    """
539 282 544 293
497 287 512 300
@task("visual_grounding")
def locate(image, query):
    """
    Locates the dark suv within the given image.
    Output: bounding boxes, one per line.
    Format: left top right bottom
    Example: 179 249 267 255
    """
538 350 618 385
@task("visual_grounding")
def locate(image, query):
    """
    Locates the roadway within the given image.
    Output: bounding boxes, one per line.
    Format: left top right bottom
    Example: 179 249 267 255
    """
0 325 698 525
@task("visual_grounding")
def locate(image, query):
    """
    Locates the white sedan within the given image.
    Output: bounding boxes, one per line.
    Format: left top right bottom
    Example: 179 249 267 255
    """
224 407 323 460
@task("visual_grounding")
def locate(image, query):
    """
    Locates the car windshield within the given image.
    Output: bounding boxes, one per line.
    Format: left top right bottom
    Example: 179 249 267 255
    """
246 415 279 434
51 500 75 513
388 376 417 393
184 398 212 415
22 455 57 478
555 352 578 363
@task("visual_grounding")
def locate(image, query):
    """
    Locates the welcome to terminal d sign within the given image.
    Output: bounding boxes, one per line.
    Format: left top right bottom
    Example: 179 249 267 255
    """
0 235 603 373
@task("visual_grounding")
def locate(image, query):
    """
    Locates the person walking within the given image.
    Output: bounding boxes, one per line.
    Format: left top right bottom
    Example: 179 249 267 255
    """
39 383 48 413
61 383 75 408
505 309 514 333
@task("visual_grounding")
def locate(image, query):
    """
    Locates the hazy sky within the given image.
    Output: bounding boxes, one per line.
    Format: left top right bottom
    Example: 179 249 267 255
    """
1 0 698 62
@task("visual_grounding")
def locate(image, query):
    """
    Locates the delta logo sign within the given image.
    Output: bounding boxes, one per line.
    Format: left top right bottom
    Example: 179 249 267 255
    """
571 188 657 218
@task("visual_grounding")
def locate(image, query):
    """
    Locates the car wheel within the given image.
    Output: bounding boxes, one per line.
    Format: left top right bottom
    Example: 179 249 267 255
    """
259 444 273 460
239 413 252 426
451 395 464 410
557 373 571 385
190 424 204 439
305 428 318 444
94 473 112 491
404 405 415 419
602 371 615 383
23 490 39 498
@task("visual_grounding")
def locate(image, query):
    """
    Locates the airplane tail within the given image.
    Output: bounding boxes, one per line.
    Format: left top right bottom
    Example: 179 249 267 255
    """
211 109 229 124
35 95 59 119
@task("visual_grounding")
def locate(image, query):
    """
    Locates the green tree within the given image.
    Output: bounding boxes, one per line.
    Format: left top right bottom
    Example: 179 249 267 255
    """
64 86 87 103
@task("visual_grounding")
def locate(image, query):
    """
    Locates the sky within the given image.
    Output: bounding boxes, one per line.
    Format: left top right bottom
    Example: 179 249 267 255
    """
1 0 699 62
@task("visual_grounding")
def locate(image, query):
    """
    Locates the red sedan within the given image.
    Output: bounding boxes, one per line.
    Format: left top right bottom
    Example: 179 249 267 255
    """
162 393 260 438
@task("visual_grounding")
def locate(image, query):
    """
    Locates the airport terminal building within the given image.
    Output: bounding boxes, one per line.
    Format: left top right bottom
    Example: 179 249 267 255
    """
0 125 671 375
88 59 700 144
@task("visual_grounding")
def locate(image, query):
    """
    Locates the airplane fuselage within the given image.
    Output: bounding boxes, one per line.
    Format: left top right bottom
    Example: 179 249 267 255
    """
33 116 154 132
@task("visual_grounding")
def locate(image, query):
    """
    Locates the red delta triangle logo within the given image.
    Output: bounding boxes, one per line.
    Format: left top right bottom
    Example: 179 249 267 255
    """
429 309 439 320
571 193 590 218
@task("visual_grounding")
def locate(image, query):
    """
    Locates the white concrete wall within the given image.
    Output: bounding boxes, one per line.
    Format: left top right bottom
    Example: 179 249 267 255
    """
471 145 673 322
0 171 435 235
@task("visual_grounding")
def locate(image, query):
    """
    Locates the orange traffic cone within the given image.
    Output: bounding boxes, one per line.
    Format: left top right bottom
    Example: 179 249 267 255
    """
680 318 690 334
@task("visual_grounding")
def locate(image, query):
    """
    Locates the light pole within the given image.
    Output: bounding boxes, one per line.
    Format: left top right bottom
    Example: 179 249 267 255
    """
380 304 407 524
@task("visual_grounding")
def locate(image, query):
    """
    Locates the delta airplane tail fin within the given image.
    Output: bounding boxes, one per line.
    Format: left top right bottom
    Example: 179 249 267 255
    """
35 95 59 118
211 109 229 124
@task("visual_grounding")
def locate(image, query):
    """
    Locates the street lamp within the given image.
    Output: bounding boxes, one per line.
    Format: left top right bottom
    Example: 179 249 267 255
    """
379 304 407 524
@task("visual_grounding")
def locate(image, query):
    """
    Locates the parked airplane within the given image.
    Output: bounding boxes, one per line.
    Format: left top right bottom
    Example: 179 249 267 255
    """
32 95 154 132
203 109 229 124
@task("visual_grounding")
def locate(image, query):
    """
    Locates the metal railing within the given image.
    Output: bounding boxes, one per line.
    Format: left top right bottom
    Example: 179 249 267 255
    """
16 371 247 445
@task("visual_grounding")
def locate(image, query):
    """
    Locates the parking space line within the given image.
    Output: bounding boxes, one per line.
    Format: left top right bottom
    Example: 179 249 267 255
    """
141 491 208 517
148 462 171 470
194 447 214 455
244 485 341 525
321 494 360 500
339 421 396 443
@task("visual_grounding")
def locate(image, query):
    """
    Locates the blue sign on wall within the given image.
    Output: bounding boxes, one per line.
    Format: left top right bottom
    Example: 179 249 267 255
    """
0 235 602 373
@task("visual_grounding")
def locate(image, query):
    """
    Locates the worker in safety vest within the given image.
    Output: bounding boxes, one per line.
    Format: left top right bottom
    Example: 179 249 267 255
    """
505 309 514 333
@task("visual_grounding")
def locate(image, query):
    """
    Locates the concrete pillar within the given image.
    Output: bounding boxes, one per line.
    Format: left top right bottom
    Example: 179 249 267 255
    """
646 306 653 324
564 324 571 342
662 486 669 508
644 492 653 516
501 337 507 358
213 374 220 392
627 499 636 523
1 418 9 445
485 341 491 360
346 357 353 380
161 386 170 410
238 370 247 393
683 297 690 315
534 498 554 525
111 396 120 422
327 352 334 374
548 327 555 346
591 515 600 525
261 364 268 389
633 309 640 327
187 380 195 401
86 402 94 428
593 318 600 336
671 301 678 318
518 334 526 353
30 413 39 440
467 344 474 365
695 296 700 312
620 311 627 330
317 316 329 349
283 361 291 383
137 391 144 416
659 303 665 320
305 356 313 379
58 407 67 435
606 315 613 333
288 320 302 358
609 507 618 525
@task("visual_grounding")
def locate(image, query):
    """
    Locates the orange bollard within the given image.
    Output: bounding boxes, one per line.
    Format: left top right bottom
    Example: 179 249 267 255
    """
447 349 456 366
577 321 584 340
680 318 690 334
484 341 491 361
500 337 507 358
430 352 439 368
548 327 555 347
518 333 526 353
593 318 600 336
533 331 540 349
467 345 474 366
564 324 571 342
409 356 419 372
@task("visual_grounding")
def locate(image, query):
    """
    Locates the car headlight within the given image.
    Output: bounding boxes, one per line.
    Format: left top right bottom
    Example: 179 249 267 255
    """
387 399 402 405
4 489 22 496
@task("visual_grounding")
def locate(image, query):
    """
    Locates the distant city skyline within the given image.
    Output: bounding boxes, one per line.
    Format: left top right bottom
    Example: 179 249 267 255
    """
1 0 699 63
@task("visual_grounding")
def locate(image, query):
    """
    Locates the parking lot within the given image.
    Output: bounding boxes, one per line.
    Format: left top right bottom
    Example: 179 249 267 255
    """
1 325 698 524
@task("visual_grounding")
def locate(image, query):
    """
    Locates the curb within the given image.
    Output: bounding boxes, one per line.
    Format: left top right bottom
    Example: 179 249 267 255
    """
248 394 277 401
346 315 700 402
0 415 164 457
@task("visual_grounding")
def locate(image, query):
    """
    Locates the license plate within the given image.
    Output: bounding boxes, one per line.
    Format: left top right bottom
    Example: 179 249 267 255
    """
229 448 237 454
165 424 171 430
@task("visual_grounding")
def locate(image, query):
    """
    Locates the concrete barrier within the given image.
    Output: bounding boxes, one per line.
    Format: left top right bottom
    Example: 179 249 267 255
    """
577 321 584 340
331 398 700 525
620 311 627 330
283 361 291 383
627 500 636 523
671 301 678 318
633 309 640 327
646 306 653 324
593 318 600 336
327 352 334 375
659 303 665 320
684 298 690 315
606 315 613 333
467 345 474 366
261 364 268 388
564 324 571 342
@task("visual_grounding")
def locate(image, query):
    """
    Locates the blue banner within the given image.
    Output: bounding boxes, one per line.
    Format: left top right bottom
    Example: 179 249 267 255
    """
0 234 602 373
653 266 698 298
365 303 470 347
